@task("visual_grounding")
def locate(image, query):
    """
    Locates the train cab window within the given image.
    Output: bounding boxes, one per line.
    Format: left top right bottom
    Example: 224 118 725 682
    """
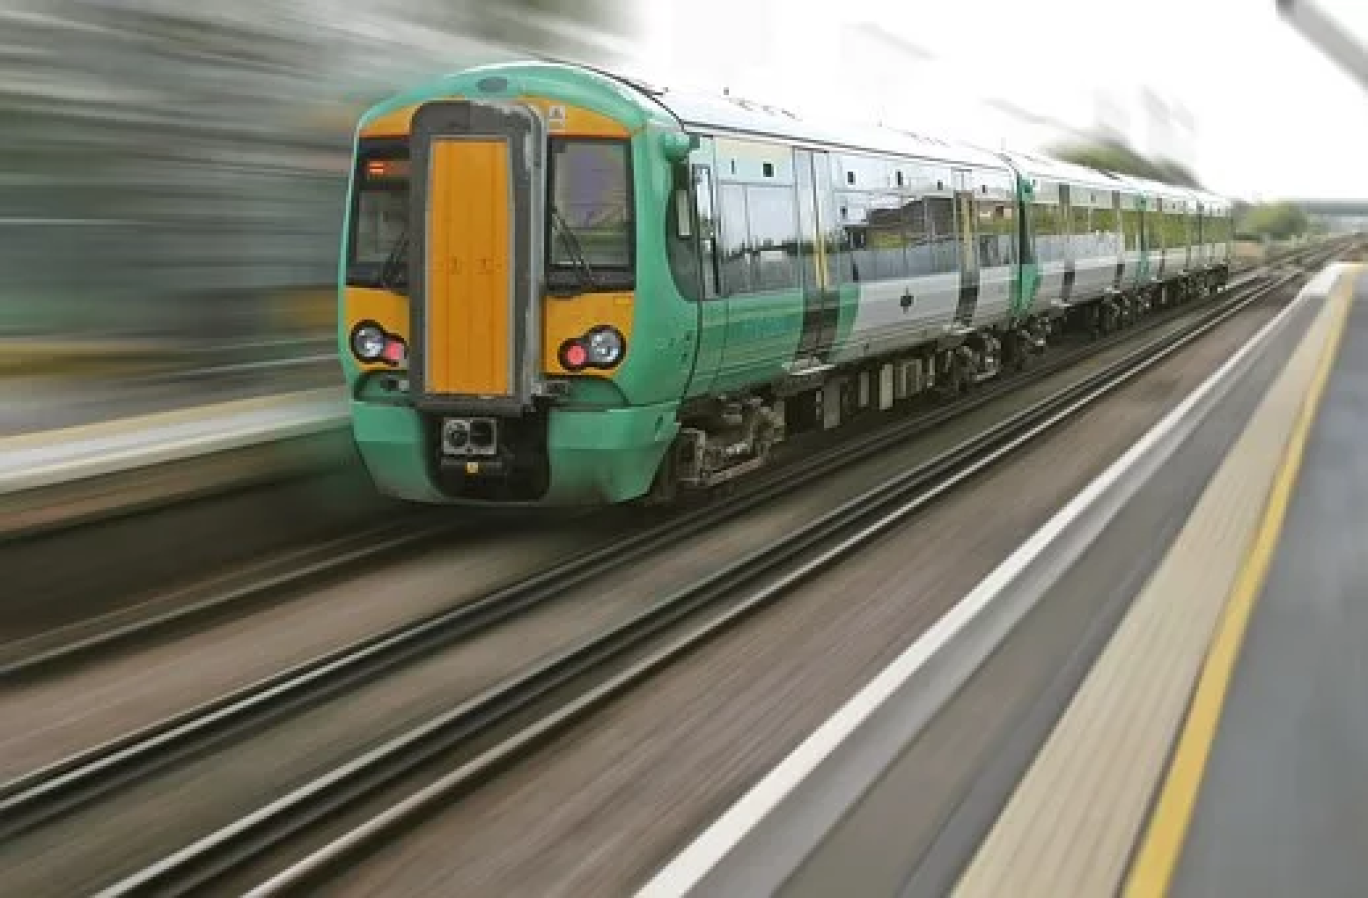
548 138 634 290
347 146 410 289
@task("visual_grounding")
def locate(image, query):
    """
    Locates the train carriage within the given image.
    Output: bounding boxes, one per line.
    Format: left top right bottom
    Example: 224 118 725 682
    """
1002 152 1134 322
339 60 1233 508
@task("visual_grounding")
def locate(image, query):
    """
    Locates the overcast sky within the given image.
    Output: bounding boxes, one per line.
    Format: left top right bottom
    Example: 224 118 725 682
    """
638 0 1368 201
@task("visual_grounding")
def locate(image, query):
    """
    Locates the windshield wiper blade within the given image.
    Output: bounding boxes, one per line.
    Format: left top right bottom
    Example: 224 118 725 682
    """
550 204 599 290
379 229 409 289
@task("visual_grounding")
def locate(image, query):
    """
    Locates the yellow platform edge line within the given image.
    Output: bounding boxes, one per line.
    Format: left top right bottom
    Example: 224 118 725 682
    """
1122 264 1363 898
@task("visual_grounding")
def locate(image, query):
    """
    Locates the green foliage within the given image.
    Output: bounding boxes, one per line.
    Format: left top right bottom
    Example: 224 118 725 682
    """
1236 201 1310 240
1049 139 1202 189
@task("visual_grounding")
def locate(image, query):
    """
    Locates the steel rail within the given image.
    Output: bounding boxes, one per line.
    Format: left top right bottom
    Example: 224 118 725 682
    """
0 257 1318 851
104 268 1309 897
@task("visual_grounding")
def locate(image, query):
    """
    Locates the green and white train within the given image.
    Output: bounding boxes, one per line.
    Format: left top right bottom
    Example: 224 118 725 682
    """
340 61 1233 507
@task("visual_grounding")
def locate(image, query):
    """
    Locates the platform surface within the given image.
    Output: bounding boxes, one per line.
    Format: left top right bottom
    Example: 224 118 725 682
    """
944 261 1367 898
1159 268 1368 897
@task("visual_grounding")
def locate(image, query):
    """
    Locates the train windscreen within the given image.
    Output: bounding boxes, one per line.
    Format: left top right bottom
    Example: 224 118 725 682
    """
347 145 410 289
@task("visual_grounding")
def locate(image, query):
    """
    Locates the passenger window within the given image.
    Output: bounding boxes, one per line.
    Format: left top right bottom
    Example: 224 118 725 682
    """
839 191 869 283
1070 203 1090 257
744 185 801 292
976 201 1015 267
925 196 957 274
1031 203 1057 263
906 195 933 276
718 183 751 294
868 192 909 280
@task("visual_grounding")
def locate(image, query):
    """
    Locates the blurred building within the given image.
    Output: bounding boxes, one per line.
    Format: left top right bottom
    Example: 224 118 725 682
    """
0 0 638 342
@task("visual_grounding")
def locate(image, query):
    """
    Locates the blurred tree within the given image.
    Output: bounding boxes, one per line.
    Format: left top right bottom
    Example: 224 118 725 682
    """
1049 138 1203 189
1236 201 1310 240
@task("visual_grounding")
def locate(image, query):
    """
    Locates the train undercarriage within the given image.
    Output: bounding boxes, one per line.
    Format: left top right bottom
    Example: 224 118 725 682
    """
646 264 1231 504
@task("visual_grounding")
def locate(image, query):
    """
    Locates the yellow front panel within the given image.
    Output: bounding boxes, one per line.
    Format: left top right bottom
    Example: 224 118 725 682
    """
426 139 512 396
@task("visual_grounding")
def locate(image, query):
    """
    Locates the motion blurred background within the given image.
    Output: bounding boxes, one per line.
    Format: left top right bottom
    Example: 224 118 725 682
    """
2 0 1365 369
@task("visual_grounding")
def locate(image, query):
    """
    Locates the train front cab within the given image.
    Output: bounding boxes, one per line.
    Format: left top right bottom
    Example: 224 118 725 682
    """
341 74 684 506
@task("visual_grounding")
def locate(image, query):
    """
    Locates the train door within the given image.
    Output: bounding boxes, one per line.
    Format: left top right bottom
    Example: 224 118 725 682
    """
409 100 542 413
794 150 841 362
952 168 980 326
1058 183 1076 303
684 157 726 398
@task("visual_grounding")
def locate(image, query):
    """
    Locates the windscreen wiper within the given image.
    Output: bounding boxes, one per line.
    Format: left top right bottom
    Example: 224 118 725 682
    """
550 203 599 290
379 229 409 289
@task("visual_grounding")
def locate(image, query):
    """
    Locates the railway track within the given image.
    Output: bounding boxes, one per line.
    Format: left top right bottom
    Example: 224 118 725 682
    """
3 244 1334 682
0 249 1336 896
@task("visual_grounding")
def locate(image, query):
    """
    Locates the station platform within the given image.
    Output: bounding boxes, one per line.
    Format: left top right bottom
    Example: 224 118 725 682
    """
0 334 337 438
953 260 1368 898
0 361 342 439
1132 266 1368 896
636 259 1368 898
0 385 348 537
0 387 347 492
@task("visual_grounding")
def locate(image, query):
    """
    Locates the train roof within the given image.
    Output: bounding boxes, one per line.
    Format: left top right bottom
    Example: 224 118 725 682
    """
624 74 1232 208
995 150 1133 193
656 87 1010 171
432 62 1233 209
548 63 1012 172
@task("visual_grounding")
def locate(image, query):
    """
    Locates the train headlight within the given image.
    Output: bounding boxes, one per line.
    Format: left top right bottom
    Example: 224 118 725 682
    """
351 322 387 362
585 326 626 368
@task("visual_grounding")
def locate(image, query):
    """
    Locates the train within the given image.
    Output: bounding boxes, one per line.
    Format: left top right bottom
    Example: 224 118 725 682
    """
339 60 1233 507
